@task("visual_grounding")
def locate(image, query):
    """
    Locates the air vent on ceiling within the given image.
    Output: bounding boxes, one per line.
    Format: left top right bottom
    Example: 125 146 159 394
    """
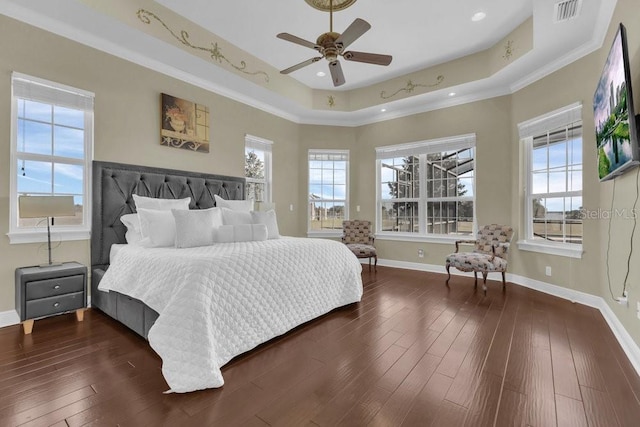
554 0 582 22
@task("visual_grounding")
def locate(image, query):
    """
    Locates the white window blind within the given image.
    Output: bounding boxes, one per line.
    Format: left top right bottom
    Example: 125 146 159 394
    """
12 72 94 112
376 133 476 159
245 134 273 151
518 102 582 140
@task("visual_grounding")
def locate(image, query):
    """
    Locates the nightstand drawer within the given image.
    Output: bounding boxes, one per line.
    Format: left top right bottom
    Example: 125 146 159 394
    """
25 275 85 300
26 292 85 319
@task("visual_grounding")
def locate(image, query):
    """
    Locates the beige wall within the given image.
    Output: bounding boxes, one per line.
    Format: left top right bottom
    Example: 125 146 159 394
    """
2 0 640 349
350 96 513 264
0 16 300 312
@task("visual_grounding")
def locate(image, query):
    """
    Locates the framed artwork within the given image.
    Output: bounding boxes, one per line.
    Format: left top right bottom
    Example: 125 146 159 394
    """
160 93 210 153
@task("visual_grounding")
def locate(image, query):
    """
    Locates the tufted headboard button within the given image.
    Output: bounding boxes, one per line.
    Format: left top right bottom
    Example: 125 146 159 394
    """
92 161 246 269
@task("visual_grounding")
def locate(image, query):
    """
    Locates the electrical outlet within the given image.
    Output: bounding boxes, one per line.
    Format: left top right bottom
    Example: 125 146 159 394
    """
545 266 552 276
356 205 361 212
289 204 294 212
417 249 424 258
616 296 629 306
636 302 640 320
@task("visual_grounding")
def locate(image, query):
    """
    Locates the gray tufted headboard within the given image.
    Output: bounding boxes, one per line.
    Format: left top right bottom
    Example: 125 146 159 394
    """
91 161 245 271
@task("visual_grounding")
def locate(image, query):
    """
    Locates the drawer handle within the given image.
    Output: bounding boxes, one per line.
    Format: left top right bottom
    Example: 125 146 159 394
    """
53 302 60 308
53 285 61 290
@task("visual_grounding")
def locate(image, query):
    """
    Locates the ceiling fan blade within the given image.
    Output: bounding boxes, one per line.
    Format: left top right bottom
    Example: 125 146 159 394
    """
277 33 320 51
329 60 346 87
280 57 323 74
335 18 371 50
343 51 392 66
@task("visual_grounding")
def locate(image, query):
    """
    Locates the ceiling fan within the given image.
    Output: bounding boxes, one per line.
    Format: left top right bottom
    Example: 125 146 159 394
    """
276 0 392 87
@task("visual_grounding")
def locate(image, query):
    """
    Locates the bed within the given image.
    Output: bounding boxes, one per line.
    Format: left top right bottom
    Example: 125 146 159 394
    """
90 161 363 392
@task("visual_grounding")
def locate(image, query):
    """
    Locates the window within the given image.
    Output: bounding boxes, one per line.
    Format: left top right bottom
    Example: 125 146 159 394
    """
9 72 94 243
376 134 476 240
244 134 272 204
518 102 583 258
308 150 349 235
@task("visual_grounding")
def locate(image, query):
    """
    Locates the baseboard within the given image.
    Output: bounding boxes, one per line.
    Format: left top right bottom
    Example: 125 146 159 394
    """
0 296 92 329
378 258 640 377
3 261 638 377
596 300 640 379
0 310 20 328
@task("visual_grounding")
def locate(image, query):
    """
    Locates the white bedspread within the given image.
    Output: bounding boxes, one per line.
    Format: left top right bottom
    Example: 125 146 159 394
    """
98 237 363 393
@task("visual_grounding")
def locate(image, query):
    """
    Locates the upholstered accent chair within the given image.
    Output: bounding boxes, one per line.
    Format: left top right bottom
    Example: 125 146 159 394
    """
342 220 377 271
445 224 514 294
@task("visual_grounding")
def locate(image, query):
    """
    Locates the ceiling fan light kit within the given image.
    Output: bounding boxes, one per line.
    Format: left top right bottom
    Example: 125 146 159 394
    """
278 0 392 87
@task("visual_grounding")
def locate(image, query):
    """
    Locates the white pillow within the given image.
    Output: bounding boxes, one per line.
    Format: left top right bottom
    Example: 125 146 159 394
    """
250 210 280 239
214 224 268 243
172 208 223 248
133 195 190 211
137 208 176 247
214 194 253 212
120 213 143 245
221 207 253 226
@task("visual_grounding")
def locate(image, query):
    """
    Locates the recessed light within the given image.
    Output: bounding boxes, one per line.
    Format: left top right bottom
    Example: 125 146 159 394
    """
471 11 486 22
316 71 326 77
381 108 387 112
448 92 456 97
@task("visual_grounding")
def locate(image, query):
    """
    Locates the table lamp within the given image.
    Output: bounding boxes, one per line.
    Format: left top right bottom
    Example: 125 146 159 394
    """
18 195 75 266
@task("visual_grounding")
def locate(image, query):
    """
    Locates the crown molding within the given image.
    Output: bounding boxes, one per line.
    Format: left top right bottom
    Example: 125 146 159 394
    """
0 0 617 128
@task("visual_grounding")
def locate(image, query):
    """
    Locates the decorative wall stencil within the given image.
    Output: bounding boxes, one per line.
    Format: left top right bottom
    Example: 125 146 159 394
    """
161 93 210 153
503 40 515 60
380 75 444 100
137 9 269 83
327 95 336 108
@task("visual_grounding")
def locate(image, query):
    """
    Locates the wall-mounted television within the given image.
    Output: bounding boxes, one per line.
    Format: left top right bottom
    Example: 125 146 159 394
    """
594 23 640 181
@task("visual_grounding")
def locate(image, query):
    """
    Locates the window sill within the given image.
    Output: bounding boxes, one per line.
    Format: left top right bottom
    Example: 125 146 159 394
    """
307 231 343 239
375 232 472 244
7 229 90 244
516 240 583 259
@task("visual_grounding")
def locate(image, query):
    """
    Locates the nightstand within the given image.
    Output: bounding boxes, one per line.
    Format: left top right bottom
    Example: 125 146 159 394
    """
15 262 87 335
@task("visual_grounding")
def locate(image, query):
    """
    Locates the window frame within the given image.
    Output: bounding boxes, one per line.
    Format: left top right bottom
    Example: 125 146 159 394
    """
375 134 477 242
244 134 273 205
518 102 584 259
307 149 350 238
8 72 94 244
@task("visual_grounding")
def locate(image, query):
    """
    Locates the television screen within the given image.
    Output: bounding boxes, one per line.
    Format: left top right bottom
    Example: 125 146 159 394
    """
593 23 639 181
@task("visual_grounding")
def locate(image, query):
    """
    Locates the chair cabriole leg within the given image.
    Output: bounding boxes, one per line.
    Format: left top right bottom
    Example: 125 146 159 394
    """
482 272 488 295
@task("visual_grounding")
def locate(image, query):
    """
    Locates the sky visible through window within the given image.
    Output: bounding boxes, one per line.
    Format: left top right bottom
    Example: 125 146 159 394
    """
17 100 84 204
532 134 582 214
309 160 347 201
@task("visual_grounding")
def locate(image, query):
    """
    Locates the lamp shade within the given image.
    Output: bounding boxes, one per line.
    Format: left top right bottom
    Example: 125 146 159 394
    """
18 196 75 219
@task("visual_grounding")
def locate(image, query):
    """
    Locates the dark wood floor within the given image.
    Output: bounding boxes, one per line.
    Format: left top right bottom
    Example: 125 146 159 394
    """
2 267 640 426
